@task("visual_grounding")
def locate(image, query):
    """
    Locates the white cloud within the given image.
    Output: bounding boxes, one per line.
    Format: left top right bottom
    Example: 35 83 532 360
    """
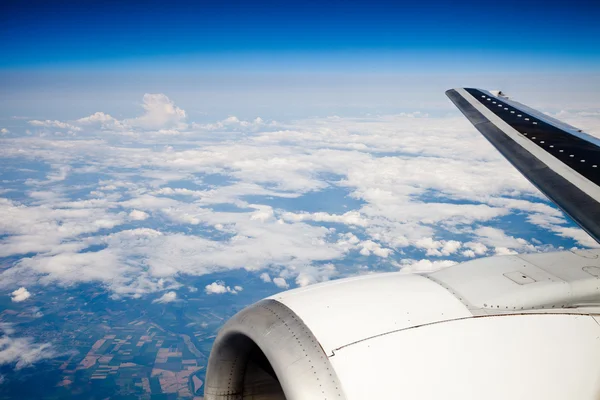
526 212 598 248
30 93 189 135
152 291 177 303
358 240 393 258
193 115 270 131
474 227 535 253
399 259 458 273
77 112 125 131
272 277 289 289
0 104 594 300
204 281 243 295
462 250 476 258
295 273 315 287
28 120 81 131
0 198 126 259
259 272 271 282
415 238 462 257
494 247 519 256
129 210 149 221
441 240 462 255
290 264 338 287
125 93 187 130
10 287 31 302
464 242 488 256
77 111 116 124
249 205 275 222
0 324 55 369
282 210 369 227
1 128 8 134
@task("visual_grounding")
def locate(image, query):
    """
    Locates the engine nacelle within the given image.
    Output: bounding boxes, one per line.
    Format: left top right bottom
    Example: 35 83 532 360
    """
205 250 600 399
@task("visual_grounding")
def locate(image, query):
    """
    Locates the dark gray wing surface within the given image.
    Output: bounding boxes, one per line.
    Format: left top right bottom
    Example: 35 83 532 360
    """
446 88 600 244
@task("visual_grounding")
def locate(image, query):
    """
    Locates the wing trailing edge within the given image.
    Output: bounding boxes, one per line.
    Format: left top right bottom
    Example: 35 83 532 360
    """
446 88 600 244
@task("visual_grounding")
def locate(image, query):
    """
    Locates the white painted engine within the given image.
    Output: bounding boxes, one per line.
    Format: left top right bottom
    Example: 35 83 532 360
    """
205 249 600 399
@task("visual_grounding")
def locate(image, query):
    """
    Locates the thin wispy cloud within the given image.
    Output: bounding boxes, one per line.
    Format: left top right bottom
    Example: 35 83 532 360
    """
152 291 177 303
0 324 55 370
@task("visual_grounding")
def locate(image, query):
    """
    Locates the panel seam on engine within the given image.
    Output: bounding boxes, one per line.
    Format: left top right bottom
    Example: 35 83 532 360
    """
330 312 598 355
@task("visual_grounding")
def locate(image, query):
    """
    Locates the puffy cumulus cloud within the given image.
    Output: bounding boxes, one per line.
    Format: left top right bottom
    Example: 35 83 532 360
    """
77 112 126 131
26 93 187 137
494 247 519 256
129 209 149 221
358 240 393 258
333 233 392 258
415 238 462 257
204 281 243 295
259 272 272 282
204 282 227 294
272 277 289 289
1 128 8 134
10 287 31 302
295 273 315 287
288 264 338 287
152 291 177 303
249 205 275 222
462 250 476 258
464 242 489 256
77 111 115 124
0 324 56 370
125 93 187 130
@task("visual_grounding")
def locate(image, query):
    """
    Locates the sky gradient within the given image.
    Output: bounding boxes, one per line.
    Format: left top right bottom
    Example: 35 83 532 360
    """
2 0 600 71
1 0 599 123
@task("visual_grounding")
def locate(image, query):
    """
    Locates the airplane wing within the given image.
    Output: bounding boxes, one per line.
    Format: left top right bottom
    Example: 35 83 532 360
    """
446 88 600 244
204 90 600 400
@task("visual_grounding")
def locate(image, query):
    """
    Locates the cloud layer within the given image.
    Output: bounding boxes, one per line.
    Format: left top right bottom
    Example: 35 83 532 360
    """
0 93 597 299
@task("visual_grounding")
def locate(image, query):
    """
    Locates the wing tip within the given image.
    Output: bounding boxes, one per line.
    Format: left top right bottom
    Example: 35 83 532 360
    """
444 88 457 97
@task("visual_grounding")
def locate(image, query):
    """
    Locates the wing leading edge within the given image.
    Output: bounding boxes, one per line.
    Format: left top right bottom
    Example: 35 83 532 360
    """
446 88 600 244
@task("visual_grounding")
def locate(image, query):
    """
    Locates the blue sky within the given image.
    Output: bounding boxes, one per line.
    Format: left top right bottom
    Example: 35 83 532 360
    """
1 0 599 121
2 0 600 71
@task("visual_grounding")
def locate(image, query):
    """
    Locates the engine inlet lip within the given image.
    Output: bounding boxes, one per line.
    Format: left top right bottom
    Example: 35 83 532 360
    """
204 299 346 400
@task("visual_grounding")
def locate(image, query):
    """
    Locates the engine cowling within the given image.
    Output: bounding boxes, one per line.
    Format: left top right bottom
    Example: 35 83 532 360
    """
205 250 600 399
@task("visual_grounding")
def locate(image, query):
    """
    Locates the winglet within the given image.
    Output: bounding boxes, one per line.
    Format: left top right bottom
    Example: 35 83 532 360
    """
447 88 600 244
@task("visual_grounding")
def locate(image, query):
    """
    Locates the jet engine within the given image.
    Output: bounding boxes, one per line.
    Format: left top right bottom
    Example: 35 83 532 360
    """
205 249 600 399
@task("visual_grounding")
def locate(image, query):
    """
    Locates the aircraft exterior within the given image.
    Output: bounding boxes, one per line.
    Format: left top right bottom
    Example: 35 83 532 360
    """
204 89 600 400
